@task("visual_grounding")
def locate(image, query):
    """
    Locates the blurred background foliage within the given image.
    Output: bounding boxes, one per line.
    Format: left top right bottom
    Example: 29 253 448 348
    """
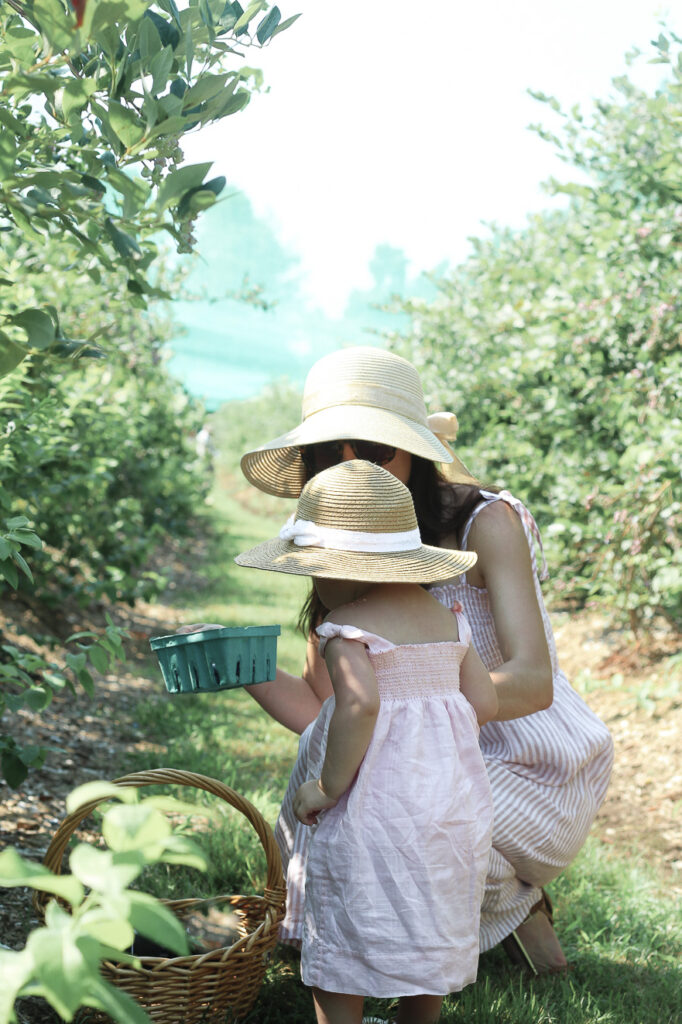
386 32 682 633
0 0 294 786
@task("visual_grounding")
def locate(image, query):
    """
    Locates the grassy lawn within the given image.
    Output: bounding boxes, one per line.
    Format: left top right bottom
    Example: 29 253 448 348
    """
117 481 681 1024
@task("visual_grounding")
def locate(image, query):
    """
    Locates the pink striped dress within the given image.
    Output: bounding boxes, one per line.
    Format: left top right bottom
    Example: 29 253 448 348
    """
430 490 613 951
275 612 493 997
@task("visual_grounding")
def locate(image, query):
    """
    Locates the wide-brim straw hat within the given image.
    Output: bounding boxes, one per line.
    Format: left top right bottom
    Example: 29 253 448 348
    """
235 460 477 583
240 346 477 498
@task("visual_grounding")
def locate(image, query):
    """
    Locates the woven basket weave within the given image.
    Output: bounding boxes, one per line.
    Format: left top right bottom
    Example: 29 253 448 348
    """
35 769 287 1023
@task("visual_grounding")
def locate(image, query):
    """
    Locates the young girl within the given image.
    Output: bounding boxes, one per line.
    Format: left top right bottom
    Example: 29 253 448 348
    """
235 460 498 1024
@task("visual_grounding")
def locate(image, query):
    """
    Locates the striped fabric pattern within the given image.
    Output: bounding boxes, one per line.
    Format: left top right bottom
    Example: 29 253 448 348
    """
430 490 614 951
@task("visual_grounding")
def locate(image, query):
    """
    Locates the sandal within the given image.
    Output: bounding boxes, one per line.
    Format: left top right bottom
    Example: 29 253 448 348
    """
501 889 570 976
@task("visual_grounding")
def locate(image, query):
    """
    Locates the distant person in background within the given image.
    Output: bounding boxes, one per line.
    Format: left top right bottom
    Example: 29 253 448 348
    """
234 345 614 976
234 459 498 1024
194 424 216 472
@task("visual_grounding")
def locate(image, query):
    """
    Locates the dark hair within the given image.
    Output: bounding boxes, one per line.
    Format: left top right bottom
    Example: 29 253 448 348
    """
296 455 487 637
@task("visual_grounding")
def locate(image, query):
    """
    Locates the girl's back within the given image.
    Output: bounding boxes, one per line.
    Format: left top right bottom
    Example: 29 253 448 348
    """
322 581 461 647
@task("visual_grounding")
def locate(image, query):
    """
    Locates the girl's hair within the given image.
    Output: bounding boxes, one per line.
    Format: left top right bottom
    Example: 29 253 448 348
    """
297 456 488 637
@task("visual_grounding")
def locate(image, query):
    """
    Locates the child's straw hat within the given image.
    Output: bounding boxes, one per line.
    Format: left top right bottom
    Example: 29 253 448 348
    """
235 461 477 583
240 346 476 497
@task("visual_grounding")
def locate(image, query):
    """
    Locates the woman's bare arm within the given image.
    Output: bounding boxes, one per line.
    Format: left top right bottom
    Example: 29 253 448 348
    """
467 501 553 720
459 644 498 725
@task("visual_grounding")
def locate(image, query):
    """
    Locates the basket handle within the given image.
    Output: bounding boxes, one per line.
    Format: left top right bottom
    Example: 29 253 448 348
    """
37 769 285 911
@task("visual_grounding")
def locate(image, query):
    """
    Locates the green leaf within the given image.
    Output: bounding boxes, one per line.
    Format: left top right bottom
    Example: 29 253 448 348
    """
27 924 89 1019
138 12 162 59
104 166 150 205
0 129 19 178
102 804 171 853
66 780 136 815
59 78 97 122
270 11 301 38
219 89 249 117
1 748 29 788
10 529 42 550
33 0 75 51
144 9 181 50
88 644 110 674
155 833 208 870
256 5 280 44
81 0 149 40
104 218 142 259
128 891 189 954
78 908 135 950
0 848 84 907
5 305 55 350
78 668 95 695
234 0 266 33
18 744 47 768
12 549 34 582
87 975 152 1024
0 560 19 589
6 308 56 350
4 516 30 529
24 686 52 712
149 44 174 93
70 844 142 892
65 651 87 674
0 947 34 1023
156 161 213 209
176 176 224 217
0 331 28 376
108 102 145 150
182 73 231 108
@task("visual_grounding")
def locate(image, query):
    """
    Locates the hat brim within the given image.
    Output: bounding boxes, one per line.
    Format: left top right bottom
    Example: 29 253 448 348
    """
234 538 477 583
240 405 454 498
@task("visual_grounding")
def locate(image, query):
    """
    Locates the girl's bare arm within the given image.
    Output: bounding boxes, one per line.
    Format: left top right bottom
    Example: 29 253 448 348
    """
293 636 379 824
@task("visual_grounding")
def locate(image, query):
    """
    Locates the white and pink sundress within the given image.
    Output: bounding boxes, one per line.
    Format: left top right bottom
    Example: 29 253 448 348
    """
275 610 493 998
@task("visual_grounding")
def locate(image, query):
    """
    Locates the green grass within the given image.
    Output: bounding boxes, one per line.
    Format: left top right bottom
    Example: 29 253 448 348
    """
112 474 681 1024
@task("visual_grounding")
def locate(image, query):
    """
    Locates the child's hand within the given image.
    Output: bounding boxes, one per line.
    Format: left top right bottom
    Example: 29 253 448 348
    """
293 779 338 826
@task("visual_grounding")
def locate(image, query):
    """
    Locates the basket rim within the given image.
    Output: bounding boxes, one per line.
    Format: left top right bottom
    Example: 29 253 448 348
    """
150 625 281 649
34 769 286 921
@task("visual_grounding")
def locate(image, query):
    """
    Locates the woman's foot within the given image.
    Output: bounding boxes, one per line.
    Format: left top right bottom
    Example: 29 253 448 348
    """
501 891 569 975
512 910 569 974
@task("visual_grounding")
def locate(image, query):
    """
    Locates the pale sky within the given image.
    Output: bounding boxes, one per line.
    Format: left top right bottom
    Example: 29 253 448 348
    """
184 1 673 317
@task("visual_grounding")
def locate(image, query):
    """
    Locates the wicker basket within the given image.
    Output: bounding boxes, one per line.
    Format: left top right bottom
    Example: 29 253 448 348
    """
35 769 287 1023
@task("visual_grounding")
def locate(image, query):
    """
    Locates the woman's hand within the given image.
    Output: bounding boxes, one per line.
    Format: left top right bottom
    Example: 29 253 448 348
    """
293 779 338 826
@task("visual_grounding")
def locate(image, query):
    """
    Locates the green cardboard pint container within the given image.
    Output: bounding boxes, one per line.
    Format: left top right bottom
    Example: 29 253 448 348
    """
150 625 280 694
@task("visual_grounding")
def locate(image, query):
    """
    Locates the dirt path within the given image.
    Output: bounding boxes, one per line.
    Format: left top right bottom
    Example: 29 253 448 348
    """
1 565 681 966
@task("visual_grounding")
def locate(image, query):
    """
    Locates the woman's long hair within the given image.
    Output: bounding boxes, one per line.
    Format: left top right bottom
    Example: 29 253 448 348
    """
297 456 486 638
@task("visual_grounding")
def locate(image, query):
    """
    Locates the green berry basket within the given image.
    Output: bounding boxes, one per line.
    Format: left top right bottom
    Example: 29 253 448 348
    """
150 626 280 694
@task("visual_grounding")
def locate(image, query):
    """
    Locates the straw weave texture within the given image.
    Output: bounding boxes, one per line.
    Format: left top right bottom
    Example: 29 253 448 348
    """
35 770 286 1024
235 461 476 582
240 346 453 497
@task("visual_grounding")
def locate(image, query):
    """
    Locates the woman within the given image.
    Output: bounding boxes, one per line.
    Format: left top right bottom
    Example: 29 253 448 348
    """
232 345 612 974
